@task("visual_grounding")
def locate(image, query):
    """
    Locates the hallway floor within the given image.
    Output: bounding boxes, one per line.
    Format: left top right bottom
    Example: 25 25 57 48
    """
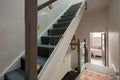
75 57 104 80
91 56 104 66
75 63 118 80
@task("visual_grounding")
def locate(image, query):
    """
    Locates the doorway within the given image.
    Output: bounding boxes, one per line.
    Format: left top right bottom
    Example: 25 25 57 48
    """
90 32 107 66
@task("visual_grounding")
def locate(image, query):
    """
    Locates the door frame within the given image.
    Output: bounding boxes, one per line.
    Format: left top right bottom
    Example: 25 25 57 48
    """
89 32 108 66
101 32 107 66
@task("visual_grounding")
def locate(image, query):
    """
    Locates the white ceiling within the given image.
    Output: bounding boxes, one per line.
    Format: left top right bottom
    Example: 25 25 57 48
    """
86 0 109 12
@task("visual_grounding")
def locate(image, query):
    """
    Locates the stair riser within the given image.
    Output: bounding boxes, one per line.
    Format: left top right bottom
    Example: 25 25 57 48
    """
61 13 76 18
38 47 54 58
21 58 25 70
69 7 80 10
20 57 47 71
57 17 74 23
48 28 67 36
64 11 77 15
64 12 76 16
41 36 61 45
67 9 79 13
53 22 70 28
68 5 80 8
70 3 81 8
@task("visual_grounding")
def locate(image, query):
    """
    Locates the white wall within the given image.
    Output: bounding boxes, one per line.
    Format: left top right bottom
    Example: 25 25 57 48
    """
86 0 109 12
0 0 24 75
108 0 120 75
55 52 71 80
75 7 108 61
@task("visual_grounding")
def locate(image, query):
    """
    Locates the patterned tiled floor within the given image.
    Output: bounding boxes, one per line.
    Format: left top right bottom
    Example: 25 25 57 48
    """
75 57 103 80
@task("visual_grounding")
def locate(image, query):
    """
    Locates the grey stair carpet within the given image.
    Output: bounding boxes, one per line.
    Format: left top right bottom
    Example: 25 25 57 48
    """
57 16 74 23
48 27 67 36
53 21 71 29
5 69 25 80
41 36 61 45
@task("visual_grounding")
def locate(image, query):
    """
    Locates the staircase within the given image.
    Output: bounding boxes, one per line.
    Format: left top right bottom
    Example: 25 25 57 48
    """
4 2 83 80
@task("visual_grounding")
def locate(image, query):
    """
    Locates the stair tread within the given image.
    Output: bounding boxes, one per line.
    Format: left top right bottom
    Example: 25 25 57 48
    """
70 2 82 8
68 6 80 10
5 68 25 80
61 15 75 19
67 7 79 11
54 21 71 25
50 27 67 30
60 15 74 19
66 6 80 13
38 44 56 48
62 71 79 80
42 35 61 38
61 13 76 18
61 14 76 18
58 16 74 22
41 35 61 45
37 56 48 66
48 27 67 36
5 56 48 80
64 11 77 16
67 8 79 12
22 56 47 66
53 21 71 29
64 10 77 14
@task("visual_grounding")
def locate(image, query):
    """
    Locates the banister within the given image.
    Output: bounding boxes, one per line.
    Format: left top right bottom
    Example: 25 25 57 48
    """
70 39 81 73
37 0 57 11
84 39 88 63
38 1 86 80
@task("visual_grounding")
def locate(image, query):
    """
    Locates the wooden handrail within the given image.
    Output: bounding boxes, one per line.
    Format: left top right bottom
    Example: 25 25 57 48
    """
37 0 57 11
70 35 77 50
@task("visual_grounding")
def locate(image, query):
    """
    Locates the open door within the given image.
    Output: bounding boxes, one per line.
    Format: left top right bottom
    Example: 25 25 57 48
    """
101 33 106 66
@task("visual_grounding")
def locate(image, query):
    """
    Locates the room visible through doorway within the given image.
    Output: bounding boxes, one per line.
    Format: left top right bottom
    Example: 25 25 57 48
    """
90 32 106 66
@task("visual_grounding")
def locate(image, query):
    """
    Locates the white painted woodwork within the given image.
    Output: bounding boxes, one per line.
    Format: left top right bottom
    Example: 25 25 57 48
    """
55 53 71 80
